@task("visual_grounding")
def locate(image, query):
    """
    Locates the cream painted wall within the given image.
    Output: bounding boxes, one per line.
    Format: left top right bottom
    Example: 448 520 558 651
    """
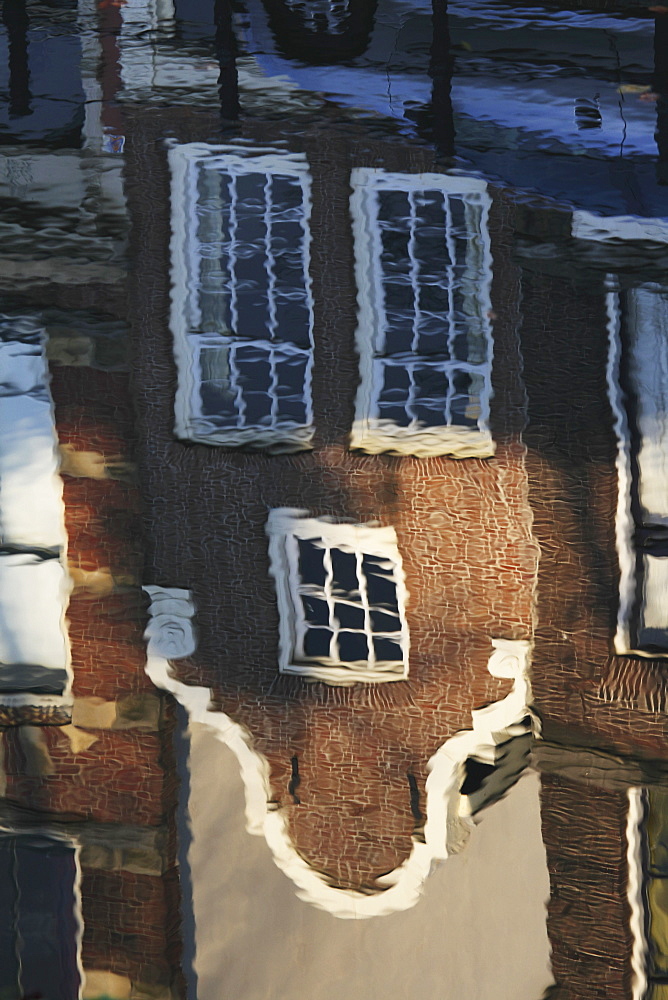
186 724 554 1000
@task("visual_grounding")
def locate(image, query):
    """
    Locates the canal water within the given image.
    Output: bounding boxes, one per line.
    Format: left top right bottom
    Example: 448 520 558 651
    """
1 1 668 997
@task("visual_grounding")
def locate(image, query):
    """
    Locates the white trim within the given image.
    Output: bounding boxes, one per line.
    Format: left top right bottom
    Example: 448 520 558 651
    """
349 169 495 458
627 787 648 1000
607 285 637 657
266 509 409 684
144 586 534 918
572 212 668 246
169 143 315 453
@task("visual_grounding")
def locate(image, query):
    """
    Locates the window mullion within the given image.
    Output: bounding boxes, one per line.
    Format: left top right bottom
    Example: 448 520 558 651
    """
405 360 418 426
356 547 374 670
288 535 307 660
228 171 239 337
264 173 278 342
408 189 421 355
443 192 457 358
323 543 337 664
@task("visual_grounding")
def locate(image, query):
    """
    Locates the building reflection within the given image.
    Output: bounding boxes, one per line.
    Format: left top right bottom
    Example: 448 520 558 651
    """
132 112 540 917
3 0 668 998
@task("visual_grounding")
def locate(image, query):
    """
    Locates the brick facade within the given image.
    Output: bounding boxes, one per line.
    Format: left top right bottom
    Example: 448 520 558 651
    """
0 292 184 996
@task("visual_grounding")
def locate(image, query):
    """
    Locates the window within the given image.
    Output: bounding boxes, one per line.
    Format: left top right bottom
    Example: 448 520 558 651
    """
609 284 668 656
0 316 71 721
349 169 494 458
170 143 314 452
281 0 351 33
266 509 409 684
0 833 82 999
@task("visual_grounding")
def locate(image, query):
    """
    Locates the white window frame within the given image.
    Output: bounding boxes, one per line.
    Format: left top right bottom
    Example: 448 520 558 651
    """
608 281 668 657
266 509 409 684
349 169 495 458
169 143 315 452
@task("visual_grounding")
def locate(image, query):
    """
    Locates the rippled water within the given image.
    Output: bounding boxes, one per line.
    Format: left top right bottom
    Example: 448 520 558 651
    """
2 1 668 997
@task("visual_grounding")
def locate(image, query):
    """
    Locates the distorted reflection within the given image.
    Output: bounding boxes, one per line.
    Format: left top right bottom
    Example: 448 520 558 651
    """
3 0 668 998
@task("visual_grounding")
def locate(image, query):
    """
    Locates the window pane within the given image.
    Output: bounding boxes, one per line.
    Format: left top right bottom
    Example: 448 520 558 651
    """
330 548 360 600
297 537 326 588
301 596 329 627
337 631 369 663
274 353 309 425
274 301 312 350
377 189 410 224
199 347 237 424
377 363 411 426
413 366 449 427
362 554 399 612
303 628 333 659
334 602 365 629
373 636 404 662
235 348 273 425
370 609 401 633
229 174 270 340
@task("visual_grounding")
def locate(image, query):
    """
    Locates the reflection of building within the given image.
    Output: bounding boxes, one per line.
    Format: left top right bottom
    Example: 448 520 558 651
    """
512 207 668 999
128 104 541 915
4 1 668 995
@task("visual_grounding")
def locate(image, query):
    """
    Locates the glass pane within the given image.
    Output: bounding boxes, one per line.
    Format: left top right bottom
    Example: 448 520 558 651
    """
232 173 271 340
337 631 369 663
199 347 237 423
302 596 329 627
303 628 332 659
450 370 477 428
413 366 448 427
330 548 360 600
274 353 308 425
362 554 399 612
377 362 410 426
334 602 365 629
297 538 326 588
373 637 404 662
370 609 401 633
235 346 272 425
377 190 411 229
